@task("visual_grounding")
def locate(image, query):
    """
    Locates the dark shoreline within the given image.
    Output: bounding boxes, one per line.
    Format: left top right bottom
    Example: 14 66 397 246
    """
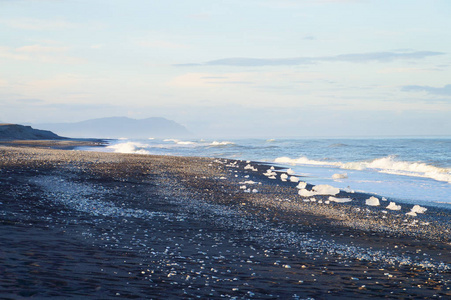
1 143 450 299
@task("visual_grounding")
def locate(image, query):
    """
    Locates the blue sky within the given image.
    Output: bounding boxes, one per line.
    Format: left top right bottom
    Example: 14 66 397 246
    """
0 0 450 137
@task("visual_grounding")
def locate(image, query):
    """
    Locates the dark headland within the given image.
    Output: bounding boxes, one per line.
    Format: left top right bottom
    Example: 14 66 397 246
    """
0 124 106 150
0 136 450 298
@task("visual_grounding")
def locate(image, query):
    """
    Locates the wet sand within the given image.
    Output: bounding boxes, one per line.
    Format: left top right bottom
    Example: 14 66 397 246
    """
0 143 450 299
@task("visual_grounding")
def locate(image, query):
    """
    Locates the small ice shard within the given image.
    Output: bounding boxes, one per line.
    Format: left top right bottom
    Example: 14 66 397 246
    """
263 169 277 177
309 198 317 202
289 176 300 183
382 197 387 201
296 181 307 189
386 202 401 211
240 185 247 190
280 173 288 181
324 200 330 204
312 185 340 196
239 180 258 185
329 196 352 203
332 173 348 180
252 189 258 193
244 164 258 171
411 205 427 214
365 196 380 206
268 175 276 179
298 189 316 197
406 211 417 217
270 166 275 170
287 168 295 175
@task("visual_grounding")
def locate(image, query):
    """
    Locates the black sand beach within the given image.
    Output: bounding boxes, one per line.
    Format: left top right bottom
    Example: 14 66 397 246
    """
1 142 450 299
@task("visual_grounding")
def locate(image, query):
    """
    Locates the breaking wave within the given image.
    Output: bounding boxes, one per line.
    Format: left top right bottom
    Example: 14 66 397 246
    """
275 155 451 184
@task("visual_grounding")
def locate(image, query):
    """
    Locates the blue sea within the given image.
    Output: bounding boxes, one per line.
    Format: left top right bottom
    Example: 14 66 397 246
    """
86 138 451 207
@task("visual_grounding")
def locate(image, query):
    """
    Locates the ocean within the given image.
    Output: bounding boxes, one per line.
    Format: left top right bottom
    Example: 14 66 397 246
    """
86 137 451 207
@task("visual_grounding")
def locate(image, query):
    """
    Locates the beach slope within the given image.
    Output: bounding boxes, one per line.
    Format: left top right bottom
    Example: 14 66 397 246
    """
0 144 450 299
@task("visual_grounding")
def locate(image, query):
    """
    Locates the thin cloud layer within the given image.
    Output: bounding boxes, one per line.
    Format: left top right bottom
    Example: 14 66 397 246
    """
402 84 451 96
177 51 444 67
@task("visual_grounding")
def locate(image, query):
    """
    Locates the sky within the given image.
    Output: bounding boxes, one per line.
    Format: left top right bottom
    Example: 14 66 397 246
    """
0 0 450 138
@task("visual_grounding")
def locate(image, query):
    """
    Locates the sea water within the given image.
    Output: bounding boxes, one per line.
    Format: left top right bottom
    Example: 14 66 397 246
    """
89 137 451 207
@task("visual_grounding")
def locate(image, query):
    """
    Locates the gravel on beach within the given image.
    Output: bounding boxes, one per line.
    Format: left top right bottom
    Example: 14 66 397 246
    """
1 144 450 299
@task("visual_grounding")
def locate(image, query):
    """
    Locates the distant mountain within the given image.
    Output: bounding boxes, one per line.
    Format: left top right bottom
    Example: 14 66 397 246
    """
0 123 66 140
35 117 191 139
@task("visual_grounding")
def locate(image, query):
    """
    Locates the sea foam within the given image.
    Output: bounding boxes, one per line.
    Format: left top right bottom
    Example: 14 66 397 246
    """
107 142 151 154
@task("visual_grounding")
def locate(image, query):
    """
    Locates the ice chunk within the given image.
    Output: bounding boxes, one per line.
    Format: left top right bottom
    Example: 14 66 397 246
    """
332 173 348 179
280 173 288 181
287 168 295 175
329 196 352 203
298 189 316 197
386 202 401 211
244 164 258 171
239 180 259 185
252 189 258 193
289 176 300 183
296 181 307 189
240 185 247 190
365 196 380 206
406 211 417 217
312 185 340 196
411 205 427 214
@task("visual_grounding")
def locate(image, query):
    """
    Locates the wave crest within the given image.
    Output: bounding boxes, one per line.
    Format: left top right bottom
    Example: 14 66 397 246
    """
275 155 451 183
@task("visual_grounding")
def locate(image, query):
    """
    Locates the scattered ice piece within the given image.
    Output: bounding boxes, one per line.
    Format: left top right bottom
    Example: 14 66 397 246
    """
332 173 348 180
289 176 300 183
382 197 387 201
318 200 323 204
298 189 316 197
406 211 417 217
263 169 277 177
303 199 310 202
386 202 401 211
270 166 275 170
244 164 258 171
312 185 340 196
240 185 247 190
239 180 259 185
329 196 352 203
411 205 427 214
324 200 330 204
280 174 288 181
252 189 258 193
296 181 307 189
268 175 277 179
244 175 249 178
381 210 388 214
287 168 295 175
365 196 380 206
246 160 251 163
309 198 317 202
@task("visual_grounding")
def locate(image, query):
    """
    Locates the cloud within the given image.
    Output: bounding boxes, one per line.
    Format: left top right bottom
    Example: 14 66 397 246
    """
402 84 451 96
177 51 444 67
16 98 45 104
16 44 69 53
0 44 85 64
1 18 78 31
137 40 190 49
